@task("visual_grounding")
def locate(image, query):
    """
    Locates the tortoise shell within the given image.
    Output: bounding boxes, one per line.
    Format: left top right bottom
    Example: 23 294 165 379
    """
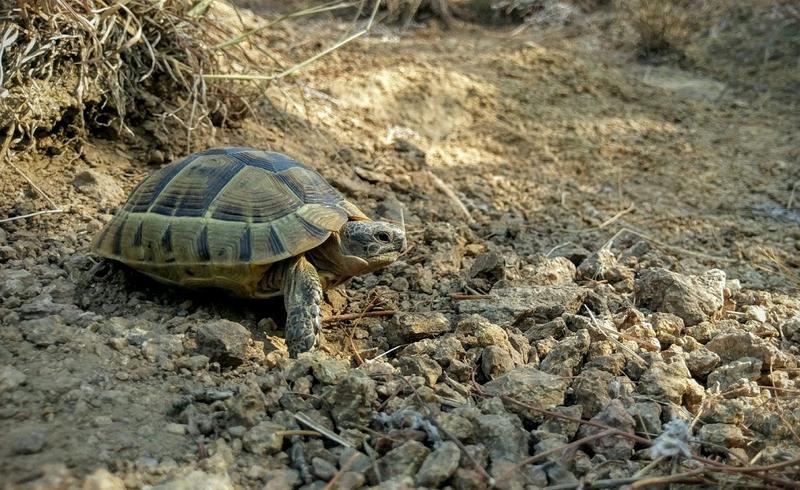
93 147 368 296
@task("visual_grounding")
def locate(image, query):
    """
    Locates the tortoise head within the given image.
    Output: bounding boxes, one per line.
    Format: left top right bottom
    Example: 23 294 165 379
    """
339 220 406 274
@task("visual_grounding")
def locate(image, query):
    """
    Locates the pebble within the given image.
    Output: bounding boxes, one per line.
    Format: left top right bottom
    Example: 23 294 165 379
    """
82 468 126 490
377 440 429 480
388 312 452 345
483 365 569 422
194 320 251 367
635 268 726 326
415 441 460 487
0 365 26 393
243 421 285 455
165 423 187 435
152 470 234 490
577 400 635 460
311 457 337 481
11 427 47 455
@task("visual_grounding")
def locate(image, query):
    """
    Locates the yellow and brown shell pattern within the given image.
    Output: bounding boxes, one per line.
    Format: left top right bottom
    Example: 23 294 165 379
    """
93 147 368 297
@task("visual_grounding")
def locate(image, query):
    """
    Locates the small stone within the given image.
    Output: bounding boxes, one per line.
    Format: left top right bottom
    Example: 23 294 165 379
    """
94 416 113 427
175 355 210 371
338 448 372 473
452 468 486 490
0 268 36 297
539 405 583 440
242 421 285 455
481 345 515 380
396 355 442 387
390 277 410 292
698 424 745 451
468 251 507 290
0 365 26 393
147 149 166 165
311 355 349 385
11 426 47 454
745 305 768 323
324 371 378 427
483 365 568 422
415 441 460 487
228 425 247 438
475 413 529 464
782 316 800 344
263 469 300 490
312 457 337 481
577 400 635 460
577 249 619 281
635 268 726 326
20 315 72 346
377 440 429 480
329 472 365 490
684 348 720 378
540 329 591 377
72 169 125 206
195 320 251 367
705 331 793 368
141 335 184 363
165 423 187 435
650 313 685 347
153 470 234 490
526 255 576 285
457 285 586 324
707 357 762 392
626 402 662 437
388 312 451 345
82 468 126 490
684 320 723 344
638 360 692 405
572 368 614 418
523 317 568 342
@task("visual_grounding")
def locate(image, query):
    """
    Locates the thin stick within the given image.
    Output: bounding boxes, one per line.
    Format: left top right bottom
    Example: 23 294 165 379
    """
451 293 492 300
394 375 494 486
0 209 65 223
425 170 475 224
294 413 353 448
205 0 380 81
545 241 574 257
584 306 647 365
365 344 406 363
215 1 355 48
545 469 706 490
493 430 617 485
275 429 322 437
323 310 396 324
597 204 635 229
602 227 735 264
324 452 360 490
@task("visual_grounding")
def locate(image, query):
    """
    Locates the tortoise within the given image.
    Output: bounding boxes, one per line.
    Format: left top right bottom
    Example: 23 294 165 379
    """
93 147 406 357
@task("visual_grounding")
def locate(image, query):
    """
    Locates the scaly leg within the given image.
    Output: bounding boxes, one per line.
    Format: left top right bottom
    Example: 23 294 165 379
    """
283 255 323 357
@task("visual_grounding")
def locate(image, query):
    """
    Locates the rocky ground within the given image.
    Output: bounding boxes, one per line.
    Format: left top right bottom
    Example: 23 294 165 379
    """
1 1 799 489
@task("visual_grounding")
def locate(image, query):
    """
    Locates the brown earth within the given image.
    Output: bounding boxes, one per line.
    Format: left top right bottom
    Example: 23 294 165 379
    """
1 2 799 489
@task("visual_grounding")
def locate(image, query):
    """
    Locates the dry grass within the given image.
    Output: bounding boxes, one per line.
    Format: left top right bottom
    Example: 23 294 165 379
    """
614 0 698 56
2 1 228 144
0 0 366 152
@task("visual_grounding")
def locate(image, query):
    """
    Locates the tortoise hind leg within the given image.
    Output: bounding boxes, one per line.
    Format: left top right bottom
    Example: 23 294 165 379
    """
282 255 323 357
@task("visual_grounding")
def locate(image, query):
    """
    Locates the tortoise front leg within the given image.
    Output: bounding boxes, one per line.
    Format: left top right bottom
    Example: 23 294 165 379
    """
282 255 323 358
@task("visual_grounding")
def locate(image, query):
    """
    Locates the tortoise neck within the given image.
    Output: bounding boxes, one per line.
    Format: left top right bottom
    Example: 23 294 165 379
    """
306 234 368 280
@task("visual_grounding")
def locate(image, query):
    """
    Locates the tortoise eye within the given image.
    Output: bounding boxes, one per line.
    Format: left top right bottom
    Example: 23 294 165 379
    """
375 231 391 243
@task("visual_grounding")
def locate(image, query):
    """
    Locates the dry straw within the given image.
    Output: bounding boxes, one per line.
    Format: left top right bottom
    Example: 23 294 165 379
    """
0 0 372 151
